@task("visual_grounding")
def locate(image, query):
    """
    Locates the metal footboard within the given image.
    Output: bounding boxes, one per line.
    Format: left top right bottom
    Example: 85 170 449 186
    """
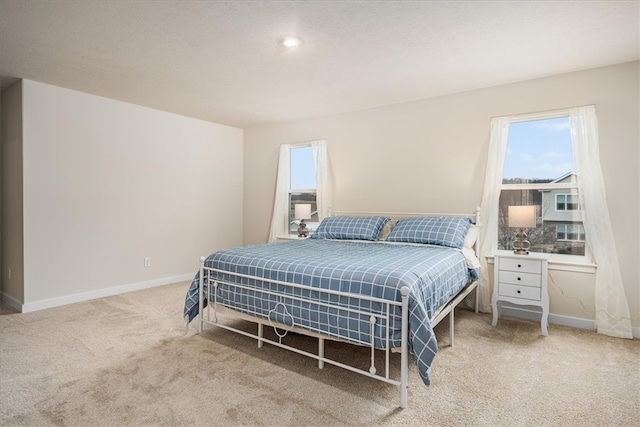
193 258 478 409
197 259 411 408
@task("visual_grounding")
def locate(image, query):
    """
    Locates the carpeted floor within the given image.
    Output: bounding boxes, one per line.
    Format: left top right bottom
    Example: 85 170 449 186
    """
1 281 638 426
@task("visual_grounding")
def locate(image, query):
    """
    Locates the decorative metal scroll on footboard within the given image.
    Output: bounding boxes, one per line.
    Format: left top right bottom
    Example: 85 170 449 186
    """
196 260 411 409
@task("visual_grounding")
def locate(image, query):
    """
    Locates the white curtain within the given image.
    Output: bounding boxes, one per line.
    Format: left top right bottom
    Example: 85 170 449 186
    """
570 106 632 338
477 117 510 313
268 144 291 243
268 140 329 243
311 139 330 222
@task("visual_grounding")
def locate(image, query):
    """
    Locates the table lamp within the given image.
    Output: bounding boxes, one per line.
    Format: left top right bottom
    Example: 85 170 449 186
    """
295 204 312 237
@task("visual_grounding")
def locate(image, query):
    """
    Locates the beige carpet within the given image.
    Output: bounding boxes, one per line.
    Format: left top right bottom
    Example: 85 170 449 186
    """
1 281 638 427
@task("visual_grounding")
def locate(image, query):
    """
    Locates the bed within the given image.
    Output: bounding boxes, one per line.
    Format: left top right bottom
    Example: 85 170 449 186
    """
183 210 481 408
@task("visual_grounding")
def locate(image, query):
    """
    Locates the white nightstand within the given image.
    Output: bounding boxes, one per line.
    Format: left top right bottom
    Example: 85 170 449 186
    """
491 251 551 336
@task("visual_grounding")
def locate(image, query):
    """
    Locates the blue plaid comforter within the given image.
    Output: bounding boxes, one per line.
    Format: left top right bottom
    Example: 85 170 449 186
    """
183 239 474 385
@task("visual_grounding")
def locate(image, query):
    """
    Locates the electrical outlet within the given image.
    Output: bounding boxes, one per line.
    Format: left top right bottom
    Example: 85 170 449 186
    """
144 257 151 268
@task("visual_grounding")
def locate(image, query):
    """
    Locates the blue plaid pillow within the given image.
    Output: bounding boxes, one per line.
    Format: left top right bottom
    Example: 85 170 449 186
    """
386 216 473 248
310 216 390 241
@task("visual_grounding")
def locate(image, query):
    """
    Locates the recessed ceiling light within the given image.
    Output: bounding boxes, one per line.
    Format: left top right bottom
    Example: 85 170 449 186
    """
280 36 302 48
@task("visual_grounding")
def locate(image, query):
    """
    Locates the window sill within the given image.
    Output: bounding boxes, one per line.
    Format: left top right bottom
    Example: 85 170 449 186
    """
276 235 308 241
547 258 597 273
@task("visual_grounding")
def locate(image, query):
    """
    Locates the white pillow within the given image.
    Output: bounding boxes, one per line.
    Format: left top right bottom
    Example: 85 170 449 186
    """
463 224 479 249
461 247 482 269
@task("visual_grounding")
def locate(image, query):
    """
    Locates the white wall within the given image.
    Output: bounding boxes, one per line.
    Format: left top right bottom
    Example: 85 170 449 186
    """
244 61 639 331
12 80 243 309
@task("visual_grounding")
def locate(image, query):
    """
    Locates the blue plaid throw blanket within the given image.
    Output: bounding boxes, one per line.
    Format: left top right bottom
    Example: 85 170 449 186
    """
184 239 473 385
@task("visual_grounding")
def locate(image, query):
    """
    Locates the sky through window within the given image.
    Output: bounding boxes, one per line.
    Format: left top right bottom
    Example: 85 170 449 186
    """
503 117 573 182
290 146 316 190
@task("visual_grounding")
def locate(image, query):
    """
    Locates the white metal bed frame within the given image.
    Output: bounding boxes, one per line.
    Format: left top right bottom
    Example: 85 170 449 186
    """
190 209 480 409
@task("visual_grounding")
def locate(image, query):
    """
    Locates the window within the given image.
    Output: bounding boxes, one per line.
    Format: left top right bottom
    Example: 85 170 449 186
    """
269 139 328 242
498 115 586 256
289 146 319 234
555 193 580 212
556 224 585 242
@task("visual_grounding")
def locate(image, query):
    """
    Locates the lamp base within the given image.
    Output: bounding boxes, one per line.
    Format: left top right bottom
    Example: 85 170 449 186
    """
297 220 308 238
512 228 531 255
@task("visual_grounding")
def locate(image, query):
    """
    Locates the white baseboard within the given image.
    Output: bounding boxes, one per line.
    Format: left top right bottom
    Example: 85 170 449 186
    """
501 306 595 330
501 306 640 339
1 273 194 313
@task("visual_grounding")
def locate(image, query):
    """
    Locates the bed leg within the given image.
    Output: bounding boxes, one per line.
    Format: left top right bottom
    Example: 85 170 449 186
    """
257 323 264 348
449 308 455 347
474 285 479 314
198 258 205 334
318 338 325 369
400 286 410 409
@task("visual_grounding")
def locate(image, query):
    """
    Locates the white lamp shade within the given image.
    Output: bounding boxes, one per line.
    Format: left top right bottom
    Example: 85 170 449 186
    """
294 203 312 220
508 205 536 228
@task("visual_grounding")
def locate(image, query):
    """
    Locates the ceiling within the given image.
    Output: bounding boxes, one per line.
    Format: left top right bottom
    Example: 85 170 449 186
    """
1 1 638 129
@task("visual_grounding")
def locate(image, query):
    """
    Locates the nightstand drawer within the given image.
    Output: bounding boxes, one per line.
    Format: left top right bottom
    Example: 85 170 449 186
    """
499 258 542 274
499 283 540 301
498 270 542 287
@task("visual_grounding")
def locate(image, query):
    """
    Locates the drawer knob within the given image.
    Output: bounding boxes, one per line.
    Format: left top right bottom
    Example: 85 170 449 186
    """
517 277 521 281
517 290 521 294
517 264 522 268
